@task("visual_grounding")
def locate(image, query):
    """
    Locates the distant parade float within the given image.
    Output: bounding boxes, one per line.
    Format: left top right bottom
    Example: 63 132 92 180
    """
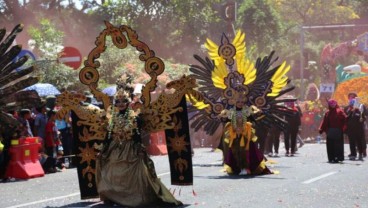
320 32 368 105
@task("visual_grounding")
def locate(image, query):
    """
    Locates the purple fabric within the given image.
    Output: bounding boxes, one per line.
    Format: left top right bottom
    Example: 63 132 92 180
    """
248 141 272 174
224 148 240 174
224 142 272 175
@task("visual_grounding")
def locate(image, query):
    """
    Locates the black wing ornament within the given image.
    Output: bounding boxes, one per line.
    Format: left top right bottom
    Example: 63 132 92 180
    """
0 24 40 133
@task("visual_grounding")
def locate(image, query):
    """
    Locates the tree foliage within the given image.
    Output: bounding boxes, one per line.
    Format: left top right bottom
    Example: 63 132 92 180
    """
236 0 283 56
27 18 79 90
92 0 223 64
268 0 363 83
0 0 367 96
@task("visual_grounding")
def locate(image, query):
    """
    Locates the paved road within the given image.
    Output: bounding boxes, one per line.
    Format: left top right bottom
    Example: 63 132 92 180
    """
1 144 367 208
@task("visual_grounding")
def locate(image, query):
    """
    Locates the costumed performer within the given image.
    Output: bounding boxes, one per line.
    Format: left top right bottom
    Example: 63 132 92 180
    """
220 93 272 175
187 30 297 176
96 74 182 207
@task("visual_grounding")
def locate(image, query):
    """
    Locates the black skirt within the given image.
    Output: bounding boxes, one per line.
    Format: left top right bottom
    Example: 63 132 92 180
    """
326 128 344 162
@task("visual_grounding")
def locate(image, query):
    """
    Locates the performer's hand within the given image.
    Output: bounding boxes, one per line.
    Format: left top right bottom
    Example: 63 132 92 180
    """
219 109 229 118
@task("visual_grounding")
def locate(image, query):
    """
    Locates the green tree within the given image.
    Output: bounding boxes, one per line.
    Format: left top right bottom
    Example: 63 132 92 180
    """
28 18 79 90
270 0 360 61
91 0 223 64
1 0 225 65
96 38 190 90
269 0 361 82
236 0 284 57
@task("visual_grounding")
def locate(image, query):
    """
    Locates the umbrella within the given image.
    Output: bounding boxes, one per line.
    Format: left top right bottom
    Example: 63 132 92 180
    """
102 84 144 97
102 85 117 96
24 83 61 97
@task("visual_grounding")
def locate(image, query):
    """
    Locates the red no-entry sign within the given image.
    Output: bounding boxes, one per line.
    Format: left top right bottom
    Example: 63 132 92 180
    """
58 46 82 70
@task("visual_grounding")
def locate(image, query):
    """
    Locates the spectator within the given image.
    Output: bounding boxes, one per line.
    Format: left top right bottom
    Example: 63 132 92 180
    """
284 101 302 156
55 138 65 170
344 94 366 160
7 110 18 119
55 112 72 161
39 146 57 174
266 126 282 157
319 99 347 163
255 125 269 154
34 104 47 141
0 113 19 181
17 109 33 137
45 110 58 158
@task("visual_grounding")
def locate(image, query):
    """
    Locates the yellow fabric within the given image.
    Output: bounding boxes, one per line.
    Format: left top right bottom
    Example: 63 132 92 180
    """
253 160 267 175
223 164 233 174
272 170 280 174
228 122 253 149
266 159 278 164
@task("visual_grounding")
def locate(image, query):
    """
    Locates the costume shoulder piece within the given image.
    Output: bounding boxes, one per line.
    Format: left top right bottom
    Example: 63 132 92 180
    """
188 31 296 135
0 24 40 133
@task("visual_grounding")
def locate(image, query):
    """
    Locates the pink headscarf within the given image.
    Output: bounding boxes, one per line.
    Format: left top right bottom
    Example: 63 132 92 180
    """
328 99 337 108
285 102 295 108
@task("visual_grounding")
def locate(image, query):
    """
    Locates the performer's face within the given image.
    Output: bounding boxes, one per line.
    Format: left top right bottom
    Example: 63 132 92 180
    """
236 100 245 109
115 95 130 111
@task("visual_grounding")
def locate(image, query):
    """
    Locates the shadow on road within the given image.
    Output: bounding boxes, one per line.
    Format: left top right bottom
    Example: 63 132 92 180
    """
192 163 223 167
50 201 192 208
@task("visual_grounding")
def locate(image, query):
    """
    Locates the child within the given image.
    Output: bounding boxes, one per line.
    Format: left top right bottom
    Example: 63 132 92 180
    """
55 138 66 170
45 110 58 158
38 142 57 174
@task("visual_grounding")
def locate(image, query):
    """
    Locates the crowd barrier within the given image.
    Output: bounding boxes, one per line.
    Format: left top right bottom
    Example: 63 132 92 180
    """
5 137 44 179
147 131 168 155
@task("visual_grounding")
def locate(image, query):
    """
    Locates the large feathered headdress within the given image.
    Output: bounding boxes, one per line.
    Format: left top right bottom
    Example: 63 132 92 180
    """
188 31 296 134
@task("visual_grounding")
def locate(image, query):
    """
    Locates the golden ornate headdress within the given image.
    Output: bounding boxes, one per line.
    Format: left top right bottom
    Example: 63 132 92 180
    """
114 73 134 103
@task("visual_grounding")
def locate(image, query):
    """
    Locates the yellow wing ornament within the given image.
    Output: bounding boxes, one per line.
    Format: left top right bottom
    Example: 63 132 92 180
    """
231 30 256 85
268 61 291 97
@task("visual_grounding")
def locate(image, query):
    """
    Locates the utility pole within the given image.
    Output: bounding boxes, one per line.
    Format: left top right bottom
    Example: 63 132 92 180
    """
221 1 237 39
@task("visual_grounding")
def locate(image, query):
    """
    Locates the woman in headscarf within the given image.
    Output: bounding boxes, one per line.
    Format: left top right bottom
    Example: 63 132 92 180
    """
318 99 347 163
